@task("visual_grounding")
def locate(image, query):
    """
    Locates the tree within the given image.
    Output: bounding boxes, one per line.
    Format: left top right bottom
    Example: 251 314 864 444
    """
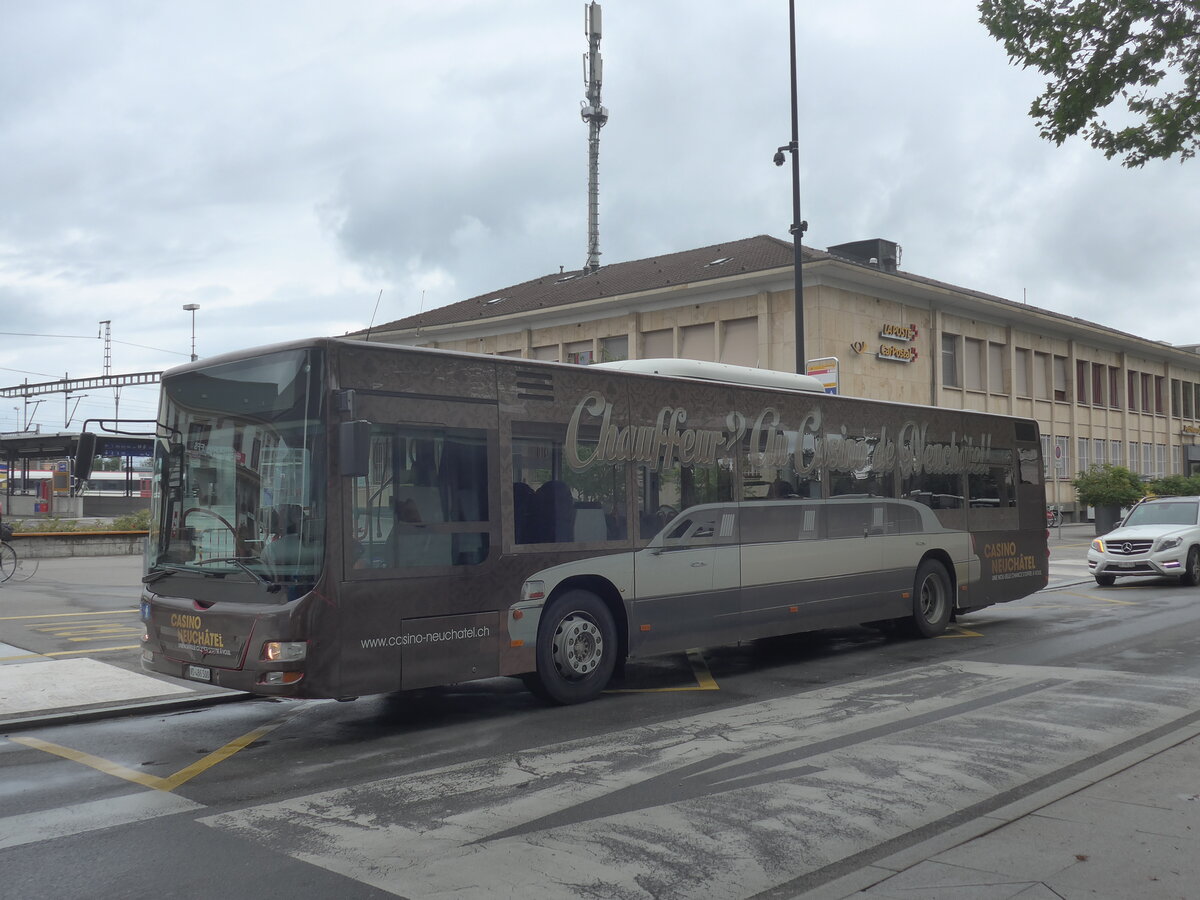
978 0 1200 166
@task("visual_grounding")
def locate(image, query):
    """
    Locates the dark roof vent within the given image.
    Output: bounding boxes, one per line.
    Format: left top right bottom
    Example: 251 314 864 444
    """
827 238 901 274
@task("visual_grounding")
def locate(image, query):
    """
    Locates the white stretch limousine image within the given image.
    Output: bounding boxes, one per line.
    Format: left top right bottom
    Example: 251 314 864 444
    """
511 497 979 669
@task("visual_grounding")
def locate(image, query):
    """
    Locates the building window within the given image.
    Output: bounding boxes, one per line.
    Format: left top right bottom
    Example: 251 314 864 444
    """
1076 359 1088 404
1034 352 1051 400
1092 363 1105 406
1155 376 1164 414
1128 371 1138 411
1141 373 1153 412
1053 355 1068 401
1156 444 1166 478
1109 367 1121 408
964 338 984 391
565 340 594 365
1040 434 1051 479
1128 441 1140 474
719 318 758 367
1143 442 1153 476
641 329 672 358
531 345 559 362
1172 379 1182 417
1110 440 1122 466
1054 436 1069 478
941 333 961 388
1184 381 1195 419
987 342 1005 393
679 323 716 362
600 335 628 362
1077 438 1090 475
1093 438 1106 466
1015 348 1030 396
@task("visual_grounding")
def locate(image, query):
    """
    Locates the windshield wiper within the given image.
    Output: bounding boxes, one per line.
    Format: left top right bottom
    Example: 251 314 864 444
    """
142 558 281 592
199 556 282 592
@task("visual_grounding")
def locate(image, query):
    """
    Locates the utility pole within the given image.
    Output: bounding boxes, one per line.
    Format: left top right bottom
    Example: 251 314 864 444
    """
100 320 120 422
581 2 608 275
774 0 807 373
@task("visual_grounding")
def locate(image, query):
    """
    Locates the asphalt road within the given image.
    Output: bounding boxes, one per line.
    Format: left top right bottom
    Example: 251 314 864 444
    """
4 537 1200 898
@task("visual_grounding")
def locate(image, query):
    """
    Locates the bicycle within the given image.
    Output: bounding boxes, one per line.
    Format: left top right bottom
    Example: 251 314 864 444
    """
0 525 38 584
1046 505 1063 528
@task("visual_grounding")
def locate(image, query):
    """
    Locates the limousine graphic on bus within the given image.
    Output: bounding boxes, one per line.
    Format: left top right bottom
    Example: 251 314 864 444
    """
509 496 981 674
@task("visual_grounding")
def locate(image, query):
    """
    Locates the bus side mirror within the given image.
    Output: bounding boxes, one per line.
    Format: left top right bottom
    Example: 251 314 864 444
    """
338 420 371 477
75 432 97 482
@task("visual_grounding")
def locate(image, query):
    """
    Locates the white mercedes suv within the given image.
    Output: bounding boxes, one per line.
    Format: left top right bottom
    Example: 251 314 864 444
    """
1087 496 1200 587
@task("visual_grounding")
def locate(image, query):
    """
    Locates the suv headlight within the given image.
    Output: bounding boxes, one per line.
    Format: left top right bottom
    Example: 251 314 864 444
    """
1091 539 1105 553
1158 536 1183 551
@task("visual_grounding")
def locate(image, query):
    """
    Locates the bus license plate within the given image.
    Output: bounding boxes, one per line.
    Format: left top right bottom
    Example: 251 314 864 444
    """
186 665 212 682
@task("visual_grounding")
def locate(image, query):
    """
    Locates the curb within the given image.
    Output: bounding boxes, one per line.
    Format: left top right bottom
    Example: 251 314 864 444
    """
0 689 254 734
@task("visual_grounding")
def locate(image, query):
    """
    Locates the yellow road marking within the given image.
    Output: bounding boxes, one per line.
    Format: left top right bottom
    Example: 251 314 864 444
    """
1061 590 1137 605
0 610 139 621
0 645 141 661
605 648 720 693
10 709 300 792
939 624 983 638
11 735 170 790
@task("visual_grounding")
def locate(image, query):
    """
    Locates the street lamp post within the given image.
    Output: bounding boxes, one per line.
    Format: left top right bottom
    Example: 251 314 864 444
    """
182 303 200 361
774 0 807 374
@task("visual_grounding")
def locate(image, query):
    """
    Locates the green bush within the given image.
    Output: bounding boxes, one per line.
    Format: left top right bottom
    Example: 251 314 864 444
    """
1144 474 1200 497
4 511 151 533
1072 464 1145 509
111 509 152 531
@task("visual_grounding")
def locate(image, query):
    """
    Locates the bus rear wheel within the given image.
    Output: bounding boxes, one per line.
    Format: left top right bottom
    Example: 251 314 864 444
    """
525 589 617 705
907 560 952 638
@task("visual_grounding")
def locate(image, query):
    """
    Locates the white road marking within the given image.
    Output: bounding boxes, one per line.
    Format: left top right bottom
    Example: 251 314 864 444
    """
0 790 202 850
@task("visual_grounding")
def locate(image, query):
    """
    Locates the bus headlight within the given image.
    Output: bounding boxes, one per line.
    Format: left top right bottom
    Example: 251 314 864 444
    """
521 580 545 602
262 641 307 662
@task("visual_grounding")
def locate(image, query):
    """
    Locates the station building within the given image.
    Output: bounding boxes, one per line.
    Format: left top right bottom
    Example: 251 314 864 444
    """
364 234 1200 521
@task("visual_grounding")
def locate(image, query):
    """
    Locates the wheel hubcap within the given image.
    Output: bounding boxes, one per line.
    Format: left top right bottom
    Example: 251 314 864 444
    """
551 612 604 679
920 576 945 622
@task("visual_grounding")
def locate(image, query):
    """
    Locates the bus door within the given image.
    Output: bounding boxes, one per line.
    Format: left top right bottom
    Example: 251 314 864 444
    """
632 504 740 655
340 396 500 695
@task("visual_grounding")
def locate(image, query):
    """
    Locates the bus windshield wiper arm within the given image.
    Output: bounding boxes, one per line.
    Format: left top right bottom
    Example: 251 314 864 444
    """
195 556 283 592
142 558 281 592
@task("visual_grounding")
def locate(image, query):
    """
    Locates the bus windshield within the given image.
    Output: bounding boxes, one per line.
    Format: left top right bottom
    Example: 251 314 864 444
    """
147 347 326 593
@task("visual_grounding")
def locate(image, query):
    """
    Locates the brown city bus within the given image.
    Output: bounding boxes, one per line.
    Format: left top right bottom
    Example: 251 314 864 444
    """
128 338 1047 704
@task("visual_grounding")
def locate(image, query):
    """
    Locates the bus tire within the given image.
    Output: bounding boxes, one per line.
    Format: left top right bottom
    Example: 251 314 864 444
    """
526 589 617 705
907 559 952 638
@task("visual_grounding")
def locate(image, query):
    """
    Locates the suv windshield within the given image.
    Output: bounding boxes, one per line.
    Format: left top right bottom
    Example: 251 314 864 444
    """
147 347 325 594
1123 500 1200 528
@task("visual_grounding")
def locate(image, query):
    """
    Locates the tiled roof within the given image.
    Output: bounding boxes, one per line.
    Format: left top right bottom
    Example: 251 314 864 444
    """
369 235 827 332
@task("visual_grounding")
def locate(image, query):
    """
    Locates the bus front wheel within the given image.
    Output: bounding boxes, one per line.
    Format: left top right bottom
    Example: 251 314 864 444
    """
525 590 617 705
908 560 952 638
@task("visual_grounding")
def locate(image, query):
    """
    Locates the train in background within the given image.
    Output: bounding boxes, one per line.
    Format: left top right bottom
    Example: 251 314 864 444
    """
1 467 152 499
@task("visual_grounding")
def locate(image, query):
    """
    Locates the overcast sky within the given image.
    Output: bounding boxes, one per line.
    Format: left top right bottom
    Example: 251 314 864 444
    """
3 0 1198 435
